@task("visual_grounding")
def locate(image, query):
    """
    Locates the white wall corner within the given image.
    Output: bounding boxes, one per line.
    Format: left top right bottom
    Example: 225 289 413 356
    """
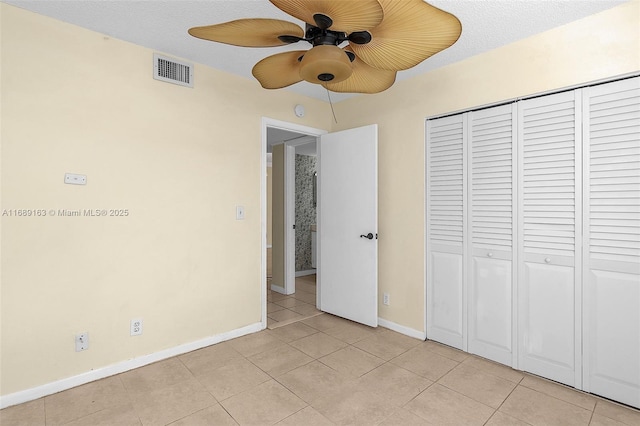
270 284 287 294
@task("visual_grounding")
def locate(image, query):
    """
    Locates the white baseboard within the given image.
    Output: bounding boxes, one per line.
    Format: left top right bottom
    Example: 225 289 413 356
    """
295 270 316 277
270 284 286 294
378 318 426 340
0 322 263 410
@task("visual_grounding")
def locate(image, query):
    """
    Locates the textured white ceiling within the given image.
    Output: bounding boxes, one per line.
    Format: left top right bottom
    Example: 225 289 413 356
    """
2 0 629 102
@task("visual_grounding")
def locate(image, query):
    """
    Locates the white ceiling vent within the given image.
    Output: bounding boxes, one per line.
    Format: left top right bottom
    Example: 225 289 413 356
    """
153 53 193 88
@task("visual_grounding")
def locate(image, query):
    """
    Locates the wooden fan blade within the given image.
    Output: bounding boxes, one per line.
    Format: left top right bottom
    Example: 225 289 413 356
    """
323 48 396 94
349 0 461 71
252 51 306 89
188 19 304 47
269 0 383 34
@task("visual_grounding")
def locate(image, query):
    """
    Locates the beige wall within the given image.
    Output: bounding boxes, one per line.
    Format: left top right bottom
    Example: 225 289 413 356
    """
1 0 639 401
0 4 330 397
271 145 285 288
332 0 640 332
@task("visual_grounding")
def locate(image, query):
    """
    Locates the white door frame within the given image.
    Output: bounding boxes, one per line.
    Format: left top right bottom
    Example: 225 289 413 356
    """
284 143 295 295
261 117 327 328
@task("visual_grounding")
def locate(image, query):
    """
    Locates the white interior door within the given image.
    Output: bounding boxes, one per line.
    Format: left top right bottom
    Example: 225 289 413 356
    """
318 124 378 327
426 114 467 350
582 77 640 408
468 104 517 366
517 90 582 387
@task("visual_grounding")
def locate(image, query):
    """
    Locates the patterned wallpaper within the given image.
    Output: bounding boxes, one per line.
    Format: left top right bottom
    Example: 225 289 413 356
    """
295 154 317 271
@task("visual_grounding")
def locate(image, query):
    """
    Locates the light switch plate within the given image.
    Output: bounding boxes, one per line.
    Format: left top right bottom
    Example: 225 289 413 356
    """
65 173 87 185
236 205 245 220
75 332 89 351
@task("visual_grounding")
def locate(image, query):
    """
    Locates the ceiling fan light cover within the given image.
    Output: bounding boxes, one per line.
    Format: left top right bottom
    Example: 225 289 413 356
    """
299 45 353 85
323 47 396 94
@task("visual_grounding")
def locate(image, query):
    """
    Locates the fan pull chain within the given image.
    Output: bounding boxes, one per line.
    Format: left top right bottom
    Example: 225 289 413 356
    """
326 88 338 124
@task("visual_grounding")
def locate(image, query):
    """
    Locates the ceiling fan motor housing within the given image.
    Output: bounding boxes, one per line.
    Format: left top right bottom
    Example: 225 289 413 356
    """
299 45 353 84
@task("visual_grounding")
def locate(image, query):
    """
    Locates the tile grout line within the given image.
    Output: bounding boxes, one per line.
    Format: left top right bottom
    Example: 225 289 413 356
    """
164 357 222 425
486 375 529 426
587 403 596 425
517 376 602 415
426 360 504 420
275 405 313 425
118 374 145 426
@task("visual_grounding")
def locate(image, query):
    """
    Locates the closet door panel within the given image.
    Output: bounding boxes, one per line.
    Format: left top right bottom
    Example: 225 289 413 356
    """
468 104 515 365
588 270 639 402
471 256 512 357
523 262 575 369
518 90 580 387
431 250 464 340
583 77 640 408
426 114 466 349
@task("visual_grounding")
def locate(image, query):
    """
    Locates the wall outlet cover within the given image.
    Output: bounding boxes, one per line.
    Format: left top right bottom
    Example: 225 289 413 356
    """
130 318 143 336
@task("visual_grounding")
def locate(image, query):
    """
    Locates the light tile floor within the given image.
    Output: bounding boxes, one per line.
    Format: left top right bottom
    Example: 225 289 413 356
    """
267 275 321 329
3 303 640 425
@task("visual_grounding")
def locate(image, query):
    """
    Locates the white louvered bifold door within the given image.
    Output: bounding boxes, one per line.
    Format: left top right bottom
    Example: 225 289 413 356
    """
517 90 582 387
426 114 467 350
468 104 517 366
583 77 640 408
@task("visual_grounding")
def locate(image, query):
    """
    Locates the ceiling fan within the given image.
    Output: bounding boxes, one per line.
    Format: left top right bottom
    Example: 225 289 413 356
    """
188 0 462 94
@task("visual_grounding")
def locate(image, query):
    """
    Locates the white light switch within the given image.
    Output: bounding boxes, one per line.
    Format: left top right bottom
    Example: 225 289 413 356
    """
65 173 87 185
236 205 245 220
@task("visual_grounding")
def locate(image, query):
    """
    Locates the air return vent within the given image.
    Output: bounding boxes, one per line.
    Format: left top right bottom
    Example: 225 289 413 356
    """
153 53 193 88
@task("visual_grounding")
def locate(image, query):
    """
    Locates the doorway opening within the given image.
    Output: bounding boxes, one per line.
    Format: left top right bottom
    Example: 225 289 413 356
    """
261 118 327 329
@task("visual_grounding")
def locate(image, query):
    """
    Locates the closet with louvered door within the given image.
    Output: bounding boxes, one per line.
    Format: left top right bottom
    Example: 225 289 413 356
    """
517 90 582 387
425 78 640 409
467 104 517 366
426 114 466 350
582 77 640 408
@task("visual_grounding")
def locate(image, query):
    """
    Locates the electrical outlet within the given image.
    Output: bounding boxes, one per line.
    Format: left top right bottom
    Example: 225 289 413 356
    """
130 318 143 336
383 292 390 306
75 332 89 351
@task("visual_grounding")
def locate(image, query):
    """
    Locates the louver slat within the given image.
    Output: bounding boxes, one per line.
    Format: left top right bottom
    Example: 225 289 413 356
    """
521 93 576 256
428 116 464 246
471 106 513 250
588 84 640 264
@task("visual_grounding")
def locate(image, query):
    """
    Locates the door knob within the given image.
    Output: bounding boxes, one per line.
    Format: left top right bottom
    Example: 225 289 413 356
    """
545 257 551 263
487 252 494 258
360 233 374 240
